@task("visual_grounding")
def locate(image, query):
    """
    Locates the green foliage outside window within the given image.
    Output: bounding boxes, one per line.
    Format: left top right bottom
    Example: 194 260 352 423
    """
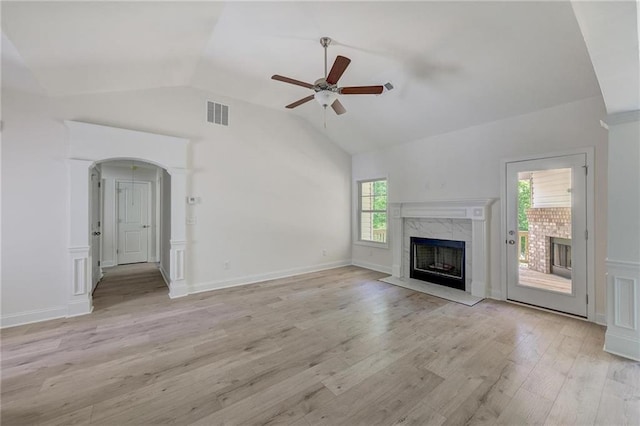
518 180 531 231
372 180 387 230
360 179 387 243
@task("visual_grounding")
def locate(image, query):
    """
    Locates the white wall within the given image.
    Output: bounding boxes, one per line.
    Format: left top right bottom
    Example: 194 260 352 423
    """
100 163 159 267
1 86 352 324
1 91 69 320
604 113 640 360
160 169 171 282
352 96 608 317
607 118 640 263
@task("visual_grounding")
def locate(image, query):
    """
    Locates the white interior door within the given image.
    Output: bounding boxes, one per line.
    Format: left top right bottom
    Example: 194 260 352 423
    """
90 172 102 289
506 154 588 317
117 181 150 265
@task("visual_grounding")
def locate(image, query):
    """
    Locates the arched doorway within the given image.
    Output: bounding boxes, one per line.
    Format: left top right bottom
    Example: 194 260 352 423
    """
66 121 189 317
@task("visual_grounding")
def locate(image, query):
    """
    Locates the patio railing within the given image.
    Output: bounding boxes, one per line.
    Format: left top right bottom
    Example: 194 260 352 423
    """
519 231 529 263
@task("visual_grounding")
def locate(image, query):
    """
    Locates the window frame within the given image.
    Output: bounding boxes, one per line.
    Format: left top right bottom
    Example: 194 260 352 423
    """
355 178 389 248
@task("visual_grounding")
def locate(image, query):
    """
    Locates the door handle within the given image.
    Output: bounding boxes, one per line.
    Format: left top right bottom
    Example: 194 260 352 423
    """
93 231 101 236
508 240 516 245
142 225 150 228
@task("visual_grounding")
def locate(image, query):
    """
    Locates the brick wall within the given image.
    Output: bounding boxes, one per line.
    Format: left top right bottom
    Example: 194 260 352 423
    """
526 207 571 273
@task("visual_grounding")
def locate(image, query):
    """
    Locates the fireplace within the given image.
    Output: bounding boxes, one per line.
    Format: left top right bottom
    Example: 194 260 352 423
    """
389 199 494 298
550 237 572 279
410 237 465 290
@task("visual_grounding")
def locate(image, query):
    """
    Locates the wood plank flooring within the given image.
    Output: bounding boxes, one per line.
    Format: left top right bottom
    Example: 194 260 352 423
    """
518 266 572 294
1 264 638 425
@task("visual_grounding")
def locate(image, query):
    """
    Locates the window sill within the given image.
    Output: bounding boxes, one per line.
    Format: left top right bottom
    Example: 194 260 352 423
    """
354 240 389 249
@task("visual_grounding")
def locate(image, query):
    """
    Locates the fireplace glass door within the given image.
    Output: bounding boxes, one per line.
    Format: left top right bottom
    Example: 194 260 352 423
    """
410 237 465 290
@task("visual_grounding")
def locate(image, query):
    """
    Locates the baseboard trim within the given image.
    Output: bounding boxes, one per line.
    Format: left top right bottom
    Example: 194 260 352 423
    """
189 260 352 295
101 261 115 268
490 289 503 300
595 313 607 326
1 306 68 328
604 332 640 361
351 260 392 275
159 265 170 288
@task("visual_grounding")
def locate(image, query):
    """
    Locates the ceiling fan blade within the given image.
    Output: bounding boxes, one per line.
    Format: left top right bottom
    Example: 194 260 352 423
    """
340 86 384 95
331 99 347 115
326 56 351 85
285 95 315 109
272 75 314 89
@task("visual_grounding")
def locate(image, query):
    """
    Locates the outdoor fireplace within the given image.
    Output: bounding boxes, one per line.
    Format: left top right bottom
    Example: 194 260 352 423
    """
550 237 572 279
410 237 465 290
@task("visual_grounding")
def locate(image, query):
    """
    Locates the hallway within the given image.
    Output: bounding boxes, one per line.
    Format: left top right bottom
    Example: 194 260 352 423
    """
93 263 168 312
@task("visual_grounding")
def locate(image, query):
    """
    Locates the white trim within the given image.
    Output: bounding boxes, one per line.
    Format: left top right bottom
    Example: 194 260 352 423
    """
159 264 170 288
490 288 503 300
506 300 591 322
604 333 640 362
67 300 94 317
595 313 607 326
605 259 640 269
604 258 640 361
389 199 495 298
500 147 596 322
604 110 640 126
1 306 68 328
353 240 389 249
189 260 352 295
92 269 104 293
100 261 115 268
66 121 189 315
352 260 393 275
353 176 390 249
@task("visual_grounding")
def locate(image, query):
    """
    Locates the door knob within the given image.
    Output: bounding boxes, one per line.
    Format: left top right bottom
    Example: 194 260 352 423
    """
508 240 516 245
93 231 101 236
142 225 150 228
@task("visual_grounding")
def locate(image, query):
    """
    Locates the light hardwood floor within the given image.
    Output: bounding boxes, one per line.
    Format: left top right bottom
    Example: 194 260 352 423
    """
1 264 638 425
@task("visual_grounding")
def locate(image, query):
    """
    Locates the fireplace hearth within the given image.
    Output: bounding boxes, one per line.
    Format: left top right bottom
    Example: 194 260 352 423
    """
410 237 465 290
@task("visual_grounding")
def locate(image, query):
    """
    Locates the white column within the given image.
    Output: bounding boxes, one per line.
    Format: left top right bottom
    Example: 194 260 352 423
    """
604 111 640 361
168 168 188 298
471 219 488 298
390 204 403 277
67 159 93 316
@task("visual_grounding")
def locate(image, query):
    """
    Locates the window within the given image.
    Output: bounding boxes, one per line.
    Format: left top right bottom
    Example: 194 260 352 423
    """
358 179 387 243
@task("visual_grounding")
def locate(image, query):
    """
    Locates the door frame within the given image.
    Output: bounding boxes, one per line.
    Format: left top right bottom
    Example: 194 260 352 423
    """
500 147 596 321
90 169 104 290
115 180 153 265
66 120 189 318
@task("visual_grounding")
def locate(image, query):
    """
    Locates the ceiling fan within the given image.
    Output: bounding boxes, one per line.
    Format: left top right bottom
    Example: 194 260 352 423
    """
271 37 384 115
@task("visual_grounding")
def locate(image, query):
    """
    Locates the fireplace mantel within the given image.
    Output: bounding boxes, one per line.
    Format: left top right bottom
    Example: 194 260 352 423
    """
389 199 496 298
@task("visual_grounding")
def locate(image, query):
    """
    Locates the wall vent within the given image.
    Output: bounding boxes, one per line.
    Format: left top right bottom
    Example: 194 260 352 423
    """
207 101 229 126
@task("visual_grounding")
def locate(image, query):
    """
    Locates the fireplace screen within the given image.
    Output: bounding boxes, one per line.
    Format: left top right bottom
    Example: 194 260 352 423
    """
410 237 465 290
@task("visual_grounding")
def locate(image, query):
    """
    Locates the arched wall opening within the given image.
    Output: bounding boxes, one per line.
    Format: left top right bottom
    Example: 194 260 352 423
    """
92 158 167 282
66 121 189 317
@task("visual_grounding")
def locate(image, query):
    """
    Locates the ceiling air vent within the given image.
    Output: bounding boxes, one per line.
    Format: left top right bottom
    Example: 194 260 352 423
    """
207 101 229 126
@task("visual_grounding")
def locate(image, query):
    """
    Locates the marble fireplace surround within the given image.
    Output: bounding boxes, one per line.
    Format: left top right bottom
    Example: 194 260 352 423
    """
390 199 495 298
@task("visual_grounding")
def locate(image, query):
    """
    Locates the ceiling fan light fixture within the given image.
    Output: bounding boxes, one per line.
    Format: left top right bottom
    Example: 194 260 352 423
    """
314 90 338 108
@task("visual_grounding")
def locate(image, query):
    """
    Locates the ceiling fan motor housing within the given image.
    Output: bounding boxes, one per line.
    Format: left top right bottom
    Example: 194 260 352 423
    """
315 90 338 107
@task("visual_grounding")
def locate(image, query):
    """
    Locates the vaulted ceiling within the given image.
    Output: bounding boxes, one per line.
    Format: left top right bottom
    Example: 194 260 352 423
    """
1 1 631 153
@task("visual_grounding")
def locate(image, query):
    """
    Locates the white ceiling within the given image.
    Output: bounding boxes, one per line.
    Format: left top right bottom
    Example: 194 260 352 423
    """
1 1 611 153
571 0 639 115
